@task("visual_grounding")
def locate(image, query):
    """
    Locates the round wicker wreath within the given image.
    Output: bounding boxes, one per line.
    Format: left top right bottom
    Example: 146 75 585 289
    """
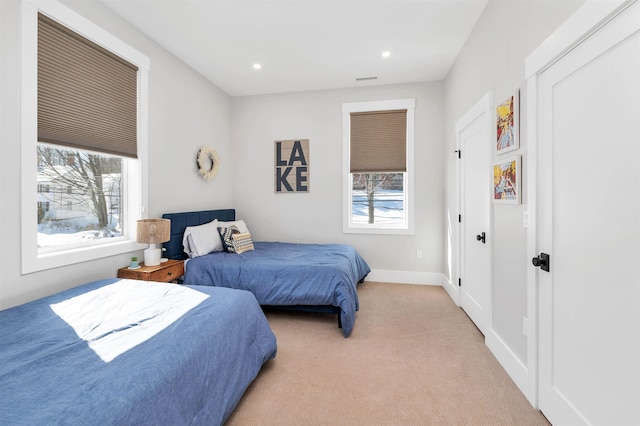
196 147 220 181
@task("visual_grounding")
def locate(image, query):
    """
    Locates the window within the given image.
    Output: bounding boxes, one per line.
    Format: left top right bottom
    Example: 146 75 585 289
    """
342 99 415 234
21 1 149 273
37 146 125 248
37 144 123 250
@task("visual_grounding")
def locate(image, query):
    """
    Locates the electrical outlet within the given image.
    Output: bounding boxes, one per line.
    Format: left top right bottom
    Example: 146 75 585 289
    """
522 317 529 336
416 250 422 259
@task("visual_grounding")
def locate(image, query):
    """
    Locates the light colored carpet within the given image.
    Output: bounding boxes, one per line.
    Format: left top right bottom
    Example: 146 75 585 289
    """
226 282 549 425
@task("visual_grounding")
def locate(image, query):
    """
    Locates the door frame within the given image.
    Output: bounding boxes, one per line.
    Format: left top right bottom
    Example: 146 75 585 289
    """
524 0 631 408
450 92 493 315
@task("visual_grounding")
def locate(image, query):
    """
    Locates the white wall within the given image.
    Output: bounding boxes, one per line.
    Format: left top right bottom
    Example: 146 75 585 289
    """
443 0 583 367
0 0 233 309
231 83 445 281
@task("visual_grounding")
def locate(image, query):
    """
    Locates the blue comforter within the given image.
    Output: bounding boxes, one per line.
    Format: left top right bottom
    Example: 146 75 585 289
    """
0 278 277 425
183 242 370 337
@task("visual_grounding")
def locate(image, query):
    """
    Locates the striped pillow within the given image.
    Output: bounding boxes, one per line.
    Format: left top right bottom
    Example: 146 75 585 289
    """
231 232 255 254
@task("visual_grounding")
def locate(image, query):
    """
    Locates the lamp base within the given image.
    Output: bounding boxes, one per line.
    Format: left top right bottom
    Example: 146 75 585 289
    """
144 247 162 266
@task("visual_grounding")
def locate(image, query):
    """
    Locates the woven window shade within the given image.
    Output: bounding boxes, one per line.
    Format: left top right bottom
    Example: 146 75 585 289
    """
350 109 407 173
38 13 139 158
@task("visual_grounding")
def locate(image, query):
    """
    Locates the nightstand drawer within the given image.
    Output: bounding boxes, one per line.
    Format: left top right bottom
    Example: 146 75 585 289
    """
147 261 184 282
117 259 185 283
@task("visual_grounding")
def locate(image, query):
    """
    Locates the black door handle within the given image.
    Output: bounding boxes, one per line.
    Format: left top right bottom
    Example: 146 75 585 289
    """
476 232 486 244
532 253 550 272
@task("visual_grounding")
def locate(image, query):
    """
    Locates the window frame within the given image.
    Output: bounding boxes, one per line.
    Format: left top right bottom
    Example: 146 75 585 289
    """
342 98 415 235
21 0 150 274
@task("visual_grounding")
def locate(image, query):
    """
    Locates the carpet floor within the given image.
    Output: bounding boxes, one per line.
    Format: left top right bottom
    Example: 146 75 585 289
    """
226 281 549 425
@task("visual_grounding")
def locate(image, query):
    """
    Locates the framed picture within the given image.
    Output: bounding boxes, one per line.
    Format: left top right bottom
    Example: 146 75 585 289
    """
493 155 520 204
274 139 309 193
496 90 519 154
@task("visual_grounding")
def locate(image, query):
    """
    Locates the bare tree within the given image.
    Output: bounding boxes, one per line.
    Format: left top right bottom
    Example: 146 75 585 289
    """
37 146 120 230
352 173 395 224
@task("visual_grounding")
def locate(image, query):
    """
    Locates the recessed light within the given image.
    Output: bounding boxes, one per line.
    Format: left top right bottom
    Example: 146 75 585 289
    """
382 51 391 58
253 63 262 70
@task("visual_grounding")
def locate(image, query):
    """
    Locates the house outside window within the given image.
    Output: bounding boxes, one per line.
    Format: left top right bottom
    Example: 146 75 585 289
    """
342 98 415 234
37 144 123 249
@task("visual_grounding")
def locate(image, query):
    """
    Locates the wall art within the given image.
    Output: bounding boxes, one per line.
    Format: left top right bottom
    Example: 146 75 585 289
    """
493 155 520 204
496 90 519 154
274 139 309 192
196 146 220 181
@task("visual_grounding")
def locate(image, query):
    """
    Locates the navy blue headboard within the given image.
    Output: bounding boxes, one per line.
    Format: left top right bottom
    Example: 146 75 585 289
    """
162 209 236 260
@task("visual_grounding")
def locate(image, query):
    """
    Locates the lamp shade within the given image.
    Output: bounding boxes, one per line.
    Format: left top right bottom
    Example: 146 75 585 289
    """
136 219 170 244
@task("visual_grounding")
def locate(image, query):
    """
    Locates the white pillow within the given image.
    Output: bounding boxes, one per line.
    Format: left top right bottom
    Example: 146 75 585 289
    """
182 219 223 258
218 219 250 234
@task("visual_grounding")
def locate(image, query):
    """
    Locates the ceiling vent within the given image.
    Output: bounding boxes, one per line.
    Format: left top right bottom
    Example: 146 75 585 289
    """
355 76 378 82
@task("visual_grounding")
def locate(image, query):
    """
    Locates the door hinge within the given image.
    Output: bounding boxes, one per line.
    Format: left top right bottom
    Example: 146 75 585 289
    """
454 149 461 159
458 278 462 287
458 214 462 223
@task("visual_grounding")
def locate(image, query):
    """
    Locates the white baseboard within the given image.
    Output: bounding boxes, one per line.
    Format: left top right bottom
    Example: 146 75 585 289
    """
441 275 460 306
485 330 534 405
366 269 444 286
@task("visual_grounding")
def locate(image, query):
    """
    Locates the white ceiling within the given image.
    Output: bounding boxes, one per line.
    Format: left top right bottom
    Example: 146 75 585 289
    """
99 0 488 97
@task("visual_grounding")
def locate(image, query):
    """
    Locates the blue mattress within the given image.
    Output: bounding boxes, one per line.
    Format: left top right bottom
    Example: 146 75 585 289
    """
0 278 277 425
183 241 370 337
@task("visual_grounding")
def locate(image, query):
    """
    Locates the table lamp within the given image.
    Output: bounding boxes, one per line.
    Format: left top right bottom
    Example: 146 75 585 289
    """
136 218 171 266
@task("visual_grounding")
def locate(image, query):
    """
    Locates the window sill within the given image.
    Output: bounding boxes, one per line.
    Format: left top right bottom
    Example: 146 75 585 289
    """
343 225 414 235
22 239 145 275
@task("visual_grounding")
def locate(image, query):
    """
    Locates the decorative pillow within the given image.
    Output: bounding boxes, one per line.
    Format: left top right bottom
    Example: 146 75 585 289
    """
217 219 250 234
231 232 255 254
182 219 223 257
217 225 240 253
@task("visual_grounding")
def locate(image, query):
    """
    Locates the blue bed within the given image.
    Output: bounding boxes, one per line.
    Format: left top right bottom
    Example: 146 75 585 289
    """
0 278 277 425
162 209 370 337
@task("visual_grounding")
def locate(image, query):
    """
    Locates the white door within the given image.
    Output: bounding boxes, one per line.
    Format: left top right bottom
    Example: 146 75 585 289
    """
457 93 492 334
536 2 640 424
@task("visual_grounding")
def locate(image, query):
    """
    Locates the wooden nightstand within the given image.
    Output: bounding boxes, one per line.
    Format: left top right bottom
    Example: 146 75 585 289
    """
117 259 185 283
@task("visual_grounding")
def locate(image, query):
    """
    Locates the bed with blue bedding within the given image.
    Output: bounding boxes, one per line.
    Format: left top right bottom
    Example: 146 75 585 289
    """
0 278 277 425
162 209 370 337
